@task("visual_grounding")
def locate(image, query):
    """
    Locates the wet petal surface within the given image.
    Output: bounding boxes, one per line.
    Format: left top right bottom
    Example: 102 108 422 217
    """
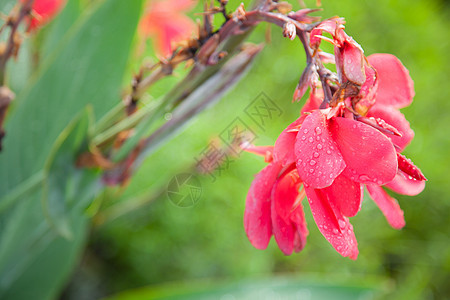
367 184 405 229
295 110 346 189
323 173 363 217
330 117 397 185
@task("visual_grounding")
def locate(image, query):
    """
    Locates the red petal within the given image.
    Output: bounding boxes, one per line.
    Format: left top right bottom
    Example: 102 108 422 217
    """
330 117 397 185
342 43 366 85
323 173 363 217
366 184 405 229
368 54 415 109
305 187 359 259
291 203 309 252
244 163 281 249
274 117 304 166
367 105 414 151
397 152 427 181
271 196 295 255
301 88 323 114
273 169 302 222
385 170 426 196
295 110 346 189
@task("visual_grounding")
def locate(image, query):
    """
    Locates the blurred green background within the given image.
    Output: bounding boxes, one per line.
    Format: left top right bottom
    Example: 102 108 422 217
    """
5 0 450 299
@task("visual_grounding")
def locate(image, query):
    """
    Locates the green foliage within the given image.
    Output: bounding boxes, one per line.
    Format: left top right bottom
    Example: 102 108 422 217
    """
0 0 143 298
84 1 450 299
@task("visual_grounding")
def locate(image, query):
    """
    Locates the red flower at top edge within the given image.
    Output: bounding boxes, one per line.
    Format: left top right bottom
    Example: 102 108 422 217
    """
139 0 197 57
21 0 66 31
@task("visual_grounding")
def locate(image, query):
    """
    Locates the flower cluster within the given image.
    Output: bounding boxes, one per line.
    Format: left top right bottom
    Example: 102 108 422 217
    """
244 17 426 259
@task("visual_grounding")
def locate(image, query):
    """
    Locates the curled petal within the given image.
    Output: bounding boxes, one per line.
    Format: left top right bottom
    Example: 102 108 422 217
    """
397 152 427 181
273 169 302 222
293 64 315 102
244 163 281 249
274 117 305 166
354 65 378 116
367 105 414 151
305 187 359 259
368 54 415 109
385 170 426 196
323 173 363 217
366 184 405 229
330 117 397 185
271 197 296 255
342 43 366 85
295 110 346 189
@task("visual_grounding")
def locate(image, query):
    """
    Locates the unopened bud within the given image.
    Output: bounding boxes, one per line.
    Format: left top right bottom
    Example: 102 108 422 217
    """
283 22 296 40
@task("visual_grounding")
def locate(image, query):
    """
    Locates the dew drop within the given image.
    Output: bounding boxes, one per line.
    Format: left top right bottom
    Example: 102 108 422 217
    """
377 180 383 185
322 138 325 143
309 168 314 173
298 158 303 163
333 228 339 234
310 160 316 166
347 229 352 235
359 174 370 182
316 136 321 141
317 144 323 150
301 136 306 141
313 152 320 158
326 150 331 155
329 173 334 179
352 124 357 129
315 127 322 135
323 225 328 230
308 137 314 143
303 162 306 167
338 219 346 229
330 146 334 150
303 129 308 134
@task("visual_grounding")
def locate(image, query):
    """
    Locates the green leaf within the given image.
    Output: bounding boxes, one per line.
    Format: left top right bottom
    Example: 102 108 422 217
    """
105 277 381 300
0 0 143 298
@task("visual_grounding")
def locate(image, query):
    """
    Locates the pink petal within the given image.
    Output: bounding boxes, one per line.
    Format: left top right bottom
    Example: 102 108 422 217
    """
291 203 309 252
342 43 366 85
273 117 304 166
385 170 426 196
323 173 363 217
304 187 359 259
368 54 415 109
330 117 397 185
367 105 414 151
397 152 427 181
271 195 295 255
295 110 346 189
354 65 378 116
300 89 323 114
273 169 302 222
366 184 405 229
244 163 281 249
243 145 274 162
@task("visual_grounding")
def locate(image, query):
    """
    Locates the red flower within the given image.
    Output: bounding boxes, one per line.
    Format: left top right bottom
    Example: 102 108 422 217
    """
22 0 66 31
139 0 197 57
244 26 426 258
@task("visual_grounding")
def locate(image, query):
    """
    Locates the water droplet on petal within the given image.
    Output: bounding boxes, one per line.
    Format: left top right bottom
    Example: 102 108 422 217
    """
347 229 352 235
298 159 303 163
316 136 321 141
315 127 322 134
377 180 383 185
326 150 331 155
303 129 308 134
338 219 346 229
317 144 323 150
323 225 328 230
308 137 314 143
313 152 319 158
329 173 334 179
333 228 339 234
359 174 370 182
310 160 316 166
301 136 306 141
309 168 314 173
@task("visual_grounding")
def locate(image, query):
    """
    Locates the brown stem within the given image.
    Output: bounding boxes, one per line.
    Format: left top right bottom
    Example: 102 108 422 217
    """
0 0 35 85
